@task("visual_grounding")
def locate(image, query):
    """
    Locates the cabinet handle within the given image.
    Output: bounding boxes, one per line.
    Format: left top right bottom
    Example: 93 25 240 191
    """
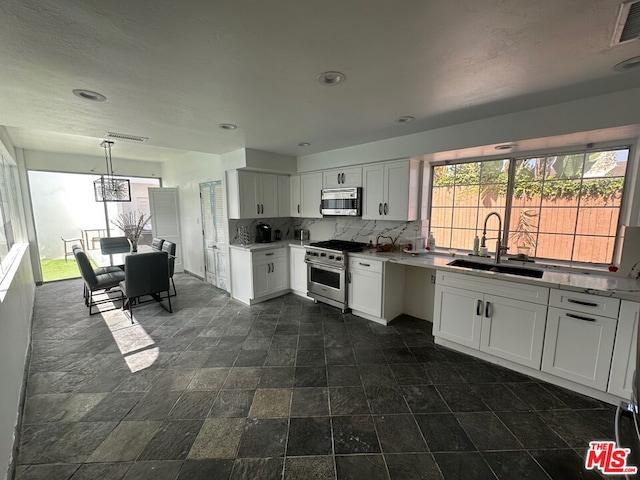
265 252 274 256
267 263 271 273
348 272 351 283
337 173 340 184
384 203 388 215
359 262 371 267
341 173 345 184
566 312 596 322
476 299 483 316
297 204 300 214
257 204 260 214
485 301 491 318
379 203 382 215
319 203 322 214
567 298 598 307
261 204 264 214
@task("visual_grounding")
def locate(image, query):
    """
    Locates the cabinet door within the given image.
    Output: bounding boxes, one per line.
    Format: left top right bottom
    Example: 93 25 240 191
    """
383 160 410 221
269 256 289 293
480 295 547 369
289 247 307 294
609 300 639 398
542 306 617 390
362 164 384 220
301 172 323 218
260 174 279 217
290 175 301 217
252 261 270 298
277 175 290 218
323 167 362 188
433 285 482 349
239 171 261 218
348 268 382 318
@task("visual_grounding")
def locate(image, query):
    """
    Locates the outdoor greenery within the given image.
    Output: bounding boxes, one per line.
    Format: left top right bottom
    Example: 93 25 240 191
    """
433 151 625 201
40 259 82 282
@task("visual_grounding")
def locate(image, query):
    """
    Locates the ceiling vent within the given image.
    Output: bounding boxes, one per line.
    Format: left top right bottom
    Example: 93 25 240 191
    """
105 132 149 143
612 0 640 45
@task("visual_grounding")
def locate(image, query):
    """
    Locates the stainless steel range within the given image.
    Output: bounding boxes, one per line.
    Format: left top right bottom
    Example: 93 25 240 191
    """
305 240 367 312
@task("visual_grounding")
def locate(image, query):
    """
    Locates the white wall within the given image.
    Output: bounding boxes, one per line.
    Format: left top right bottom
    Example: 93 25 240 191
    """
162 151 223 276
297 87 640 171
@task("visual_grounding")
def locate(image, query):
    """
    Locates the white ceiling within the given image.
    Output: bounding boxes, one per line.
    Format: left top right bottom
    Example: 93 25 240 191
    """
1 0 639 162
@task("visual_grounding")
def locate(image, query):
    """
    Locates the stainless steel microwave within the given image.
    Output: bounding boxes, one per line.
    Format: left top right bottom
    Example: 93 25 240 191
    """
321 187 362 216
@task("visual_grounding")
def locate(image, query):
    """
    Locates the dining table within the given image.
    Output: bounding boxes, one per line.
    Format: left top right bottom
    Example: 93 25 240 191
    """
88 244 154 268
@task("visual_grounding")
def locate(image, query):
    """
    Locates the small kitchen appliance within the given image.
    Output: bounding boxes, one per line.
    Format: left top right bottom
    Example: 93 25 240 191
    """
255 222 272 243
294 229 310 240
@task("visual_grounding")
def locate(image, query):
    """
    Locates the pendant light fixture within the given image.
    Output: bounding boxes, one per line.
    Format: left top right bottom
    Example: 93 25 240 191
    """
94 140 131 202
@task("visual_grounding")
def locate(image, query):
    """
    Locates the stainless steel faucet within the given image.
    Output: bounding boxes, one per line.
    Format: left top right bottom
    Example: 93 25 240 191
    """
482 212 508 264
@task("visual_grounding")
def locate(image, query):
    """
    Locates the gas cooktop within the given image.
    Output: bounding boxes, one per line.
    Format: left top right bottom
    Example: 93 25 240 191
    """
308 240 368 252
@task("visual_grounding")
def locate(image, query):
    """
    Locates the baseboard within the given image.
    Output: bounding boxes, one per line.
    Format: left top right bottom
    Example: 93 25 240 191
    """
184 269 205 281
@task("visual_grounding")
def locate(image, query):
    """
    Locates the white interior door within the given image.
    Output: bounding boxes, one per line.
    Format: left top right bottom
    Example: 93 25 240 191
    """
200 181 228 290
149 187 183 272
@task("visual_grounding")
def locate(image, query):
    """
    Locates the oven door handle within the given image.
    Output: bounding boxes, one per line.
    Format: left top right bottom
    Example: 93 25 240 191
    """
305 260 345 272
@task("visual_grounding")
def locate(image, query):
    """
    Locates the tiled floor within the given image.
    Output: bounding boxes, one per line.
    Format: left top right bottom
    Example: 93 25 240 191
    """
13 274 632 479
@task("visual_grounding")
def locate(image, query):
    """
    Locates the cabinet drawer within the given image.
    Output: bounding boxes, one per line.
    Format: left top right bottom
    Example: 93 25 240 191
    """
252 248 286 262
349 257 383 274
549 289 620 319
436 270 549 305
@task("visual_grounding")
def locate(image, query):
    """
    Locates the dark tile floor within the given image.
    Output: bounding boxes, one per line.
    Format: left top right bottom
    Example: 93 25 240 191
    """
13 274 630 479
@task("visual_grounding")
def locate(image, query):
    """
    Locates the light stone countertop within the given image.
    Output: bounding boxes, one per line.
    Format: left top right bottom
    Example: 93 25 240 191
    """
349 250 640 302
229 240 310 251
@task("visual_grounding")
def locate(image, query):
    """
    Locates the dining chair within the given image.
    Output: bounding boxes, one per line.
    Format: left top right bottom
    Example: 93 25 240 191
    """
151 237 165 250
119 250 172 323
161 240 177 296
73 245 124 302
61 236 84 261
74 248 125 315
99 236 130 254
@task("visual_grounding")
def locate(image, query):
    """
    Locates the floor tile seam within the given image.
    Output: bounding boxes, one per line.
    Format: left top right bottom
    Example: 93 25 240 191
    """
456 410 527 452
367 406 393 478
497 409 573 449
517 449 560 480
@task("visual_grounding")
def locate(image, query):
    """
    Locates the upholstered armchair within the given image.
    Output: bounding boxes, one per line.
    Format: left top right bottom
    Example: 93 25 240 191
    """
74 248 125 315
119 250 172 323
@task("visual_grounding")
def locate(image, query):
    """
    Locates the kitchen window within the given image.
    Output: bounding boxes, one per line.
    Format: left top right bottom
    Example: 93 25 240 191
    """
429 146 630 266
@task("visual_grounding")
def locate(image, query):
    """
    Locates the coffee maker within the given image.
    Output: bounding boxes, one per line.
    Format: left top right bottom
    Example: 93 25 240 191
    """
255 222 272 243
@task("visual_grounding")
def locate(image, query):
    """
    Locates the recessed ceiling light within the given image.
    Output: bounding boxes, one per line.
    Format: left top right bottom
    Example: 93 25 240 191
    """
297 142 311 147
613 56 640 72
396 116 415 123
72 89 106 102
495 144 517 150
316 71 347 86
218 123 238 130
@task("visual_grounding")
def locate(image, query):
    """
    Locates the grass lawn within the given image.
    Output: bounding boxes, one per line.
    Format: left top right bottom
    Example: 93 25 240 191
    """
41 258 82 282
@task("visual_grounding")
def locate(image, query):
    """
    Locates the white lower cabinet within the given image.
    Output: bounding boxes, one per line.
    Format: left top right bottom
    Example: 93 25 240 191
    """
230 246 289 304
542 306 617 390
348 263 383 318
289 246 308 296
433 271 548 368
480 294 547 369
608 300 639 398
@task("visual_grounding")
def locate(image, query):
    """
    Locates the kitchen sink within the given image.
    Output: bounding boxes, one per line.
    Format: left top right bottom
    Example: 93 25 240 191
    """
448 258 544 278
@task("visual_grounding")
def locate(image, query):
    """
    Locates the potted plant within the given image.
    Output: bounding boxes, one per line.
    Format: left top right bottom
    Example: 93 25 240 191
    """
111 210 152 252
510 209 538 257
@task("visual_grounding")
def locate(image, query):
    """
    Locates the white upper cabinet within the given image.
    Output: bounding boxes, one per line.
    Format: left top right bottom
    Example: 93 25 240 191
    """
323 167 362 188
277 175 290 218
290 175 301 217
227 170 287 219
300 172 323 218
362 159 421 221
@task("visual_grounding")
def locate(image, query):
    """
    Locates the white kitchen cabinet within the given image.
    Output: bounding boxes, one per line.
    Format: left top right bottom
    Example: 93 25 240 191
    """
277 175 290 218
433 271 549 367
434 284 483 349
300 172 323 218
290 172 322 218
289 246 308 297
226 170 282 219
542 306 617 390
608 300 639 399
480 294 548 369
362 159 421 221
323 167 362 188
230 246 289 304
347 256 405 324
348 260 383 318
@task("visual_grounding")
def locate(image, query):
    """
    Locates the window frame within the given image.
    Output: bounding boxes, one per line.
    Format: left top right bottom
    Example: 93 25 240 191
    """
428 142 635 267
